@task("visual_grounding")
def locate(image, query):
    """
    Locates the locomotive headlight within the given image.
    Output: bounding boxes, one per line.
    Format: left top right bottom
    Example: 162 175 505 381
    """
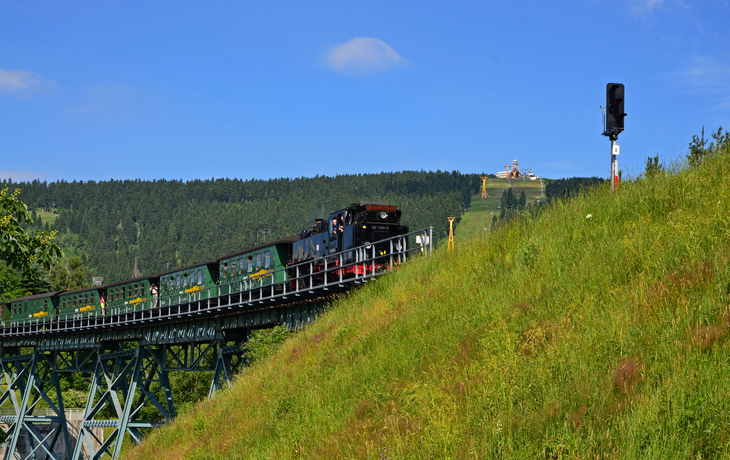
379 212 387 220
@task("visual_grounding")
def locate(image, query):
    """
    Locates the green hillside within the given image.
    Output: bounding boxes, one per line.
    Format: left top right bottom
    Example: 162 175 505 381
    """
457 178 544 242
126 144 730 459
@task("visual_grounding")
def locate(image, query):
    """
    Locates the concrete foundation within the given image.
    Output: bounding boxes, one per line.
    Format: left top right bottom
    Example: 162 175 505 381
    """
1 419 104 460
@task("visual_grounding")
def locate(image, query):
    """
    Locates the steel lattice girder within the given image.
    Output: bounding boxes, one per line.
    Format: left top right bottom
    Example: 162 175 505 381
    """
73 345 176 460
0 351 72 460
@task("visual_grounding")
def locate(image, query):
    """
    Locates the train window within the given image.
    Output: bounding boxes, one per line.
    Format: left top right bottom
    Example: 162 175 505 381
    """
176 275 181 288
256 253 261 269
133 284 138 297
231 261 237 276
72 297 76 307
115 288 119 301
169 276 174 290
239 258 244 275
247 256 253 272
265 251 271 269
162 279 168 292
183 274 188 287
222 263 228 279
43 300 48 312
197 269 203 284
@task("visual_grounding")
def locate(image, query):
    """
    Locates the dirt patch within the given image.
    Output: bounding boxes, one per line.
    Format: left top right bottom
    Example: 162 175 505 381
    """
612 358 641 395
513 300 531 314
452 330 481 366
569 404 587 429
354 399 375 420
520 321 557 356
289 324 334 362
692 325 726 351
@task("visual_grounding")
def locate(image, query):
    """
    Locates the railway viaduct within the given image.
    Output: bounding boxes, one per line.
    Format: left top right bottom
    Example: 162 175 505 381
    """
0 228 431 460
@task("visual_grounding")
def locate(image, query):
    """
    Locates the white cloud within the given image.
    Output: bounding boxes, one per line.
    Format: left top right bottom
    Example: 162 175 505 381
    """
0 170 49 181
671 56 730 110
326 37 407 75
628 0 664 17
0 69 53 92
66 82 146 117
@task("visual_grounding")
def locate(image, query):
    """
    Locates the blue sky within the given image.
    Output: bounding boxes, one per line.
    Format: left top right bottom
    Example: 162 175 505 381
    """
1 0 728 183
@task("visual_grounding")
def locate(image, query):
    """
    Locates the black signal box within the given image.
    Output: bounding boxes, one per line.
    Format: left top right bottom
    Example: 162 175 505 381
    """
606 83 626 132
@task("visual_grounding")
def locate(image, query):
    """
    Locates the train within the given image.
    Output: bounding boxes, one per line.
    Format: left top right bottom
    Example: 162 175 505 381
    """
2 202 409 326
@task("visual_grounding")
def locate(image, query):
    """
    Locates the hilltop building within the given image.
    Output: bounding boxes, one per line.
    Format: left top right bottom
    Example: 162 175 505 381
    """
496 159 538 180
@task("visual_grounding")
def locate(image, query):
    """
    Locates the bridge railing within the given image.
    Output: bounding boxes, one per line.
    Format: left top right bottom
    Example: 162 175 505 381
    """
0 227 432 337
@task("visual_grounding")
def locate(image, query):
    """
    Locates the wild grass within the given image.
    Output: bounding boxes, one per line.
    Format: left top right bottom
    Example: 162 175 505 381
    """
125 145 730 459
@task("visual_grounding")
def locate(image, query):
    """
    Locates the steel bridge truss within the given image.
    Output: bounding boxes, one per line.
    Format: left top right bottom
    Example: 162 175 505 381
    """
1 338 250 460
0 228 433 459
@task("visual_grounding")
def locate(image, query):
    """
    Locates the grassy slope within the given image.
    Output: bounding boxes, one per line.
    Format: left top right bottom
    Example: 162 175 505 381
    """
126 153 730 459
457 178 544 243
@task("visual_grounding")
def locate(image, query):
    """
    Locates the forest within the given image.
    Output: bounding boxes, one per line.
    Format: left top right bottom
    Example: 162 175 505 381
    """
2 170 483 285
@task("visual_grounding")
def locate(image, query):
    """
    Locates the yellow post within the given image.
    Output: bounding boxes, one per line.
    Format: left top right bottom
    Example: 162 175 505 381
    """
480 176 488 199
447 216 455 251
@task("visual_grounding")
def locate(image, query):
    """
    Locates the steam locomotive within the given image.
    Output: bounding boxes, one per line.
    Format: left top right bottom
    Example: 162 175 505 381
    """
3 202 408 326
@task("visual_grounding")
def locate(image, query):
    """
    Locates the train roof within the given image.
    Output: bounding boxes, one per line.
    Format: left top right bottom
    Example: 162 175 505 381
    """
351 201 392 207
102 272 168 289
215 235 301 262
6 236 303 303
327 202 399 215
9 291 64 302
60 285 109 296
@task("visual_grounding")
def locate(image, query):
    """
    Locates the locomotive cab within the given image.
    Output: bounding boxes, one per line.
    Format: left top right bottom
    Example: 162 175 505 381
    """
290 201 408 267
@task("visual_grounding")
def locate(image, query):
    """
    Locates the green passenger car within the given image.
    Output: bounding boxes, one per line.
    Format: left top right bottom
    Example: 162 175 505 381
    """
8 292 61 325
159 262 219 308
217 237 298 295
105 276 158 313
58 287 106 319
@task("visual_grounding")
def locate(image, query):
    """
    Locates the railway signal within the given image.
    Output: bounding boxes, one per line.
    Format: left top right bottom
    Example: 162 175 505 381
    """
602 83 626 193
606 83 626 132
